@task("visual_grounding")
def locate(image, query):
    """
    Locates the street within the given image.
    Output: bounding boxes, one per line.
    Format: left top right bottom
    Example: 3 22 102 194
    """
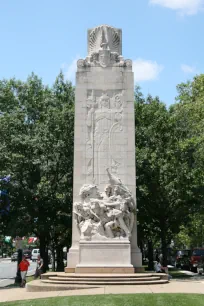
0 259 36 287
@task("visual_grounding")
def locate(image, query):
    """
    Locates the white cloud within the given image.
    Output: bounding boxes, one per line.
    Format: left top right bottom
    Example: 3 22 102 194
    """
149 0 204 15
61 55 81 84
181 64 198 74
133 58 164 82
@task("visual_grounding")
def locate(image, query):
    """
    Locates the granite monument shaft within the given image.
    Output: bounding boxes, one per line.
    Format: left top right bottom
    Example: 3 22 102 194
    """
66 25 142 273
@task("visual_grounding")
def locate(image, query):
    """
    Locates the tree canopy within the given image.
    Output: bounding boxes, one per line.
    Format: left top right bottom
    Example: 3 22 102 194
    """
135 75 204 265
0 72 74 270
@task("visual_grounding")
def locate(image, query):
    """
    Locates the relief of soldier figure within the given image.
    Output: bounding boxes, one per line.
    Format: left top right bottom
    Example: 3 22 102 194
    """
73 168 135 241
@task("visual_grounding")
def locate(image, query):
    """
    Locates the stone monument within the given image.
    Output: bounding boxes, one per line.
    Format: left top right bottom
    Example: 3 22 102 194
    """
66 25 142 273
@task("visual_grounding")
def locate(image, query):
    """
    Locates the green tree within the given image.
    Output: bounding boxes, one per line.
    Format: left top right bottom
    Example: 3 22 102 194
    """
170 74 204 214
135 87 196 266
0 72 75 271
174 214 204 250
169 74 204 251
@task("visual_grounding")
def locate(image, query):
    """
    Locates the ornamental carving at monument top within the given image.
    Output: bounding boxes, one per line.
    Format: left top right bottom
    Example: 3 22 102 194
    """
88 25 121 56
73 169 135 241
77 25 132 68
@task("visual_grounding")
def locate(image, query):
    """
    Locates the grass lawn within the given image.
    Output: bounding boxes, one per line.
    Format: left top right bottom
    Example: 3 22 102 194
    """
169 270 194 279
26 275 35 283
1 294 204 306
144 266 194 279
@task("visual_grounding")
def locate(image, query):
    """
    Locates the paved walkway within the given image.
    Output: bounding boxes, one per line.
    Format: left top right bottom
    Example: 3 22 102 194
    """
0 280 204 303
0 257 11 262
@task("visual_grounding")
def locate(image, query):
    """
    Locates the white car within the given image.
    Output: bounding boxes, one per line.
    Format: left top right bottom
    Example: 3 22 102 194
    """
31 249 40 262
198 267 203 275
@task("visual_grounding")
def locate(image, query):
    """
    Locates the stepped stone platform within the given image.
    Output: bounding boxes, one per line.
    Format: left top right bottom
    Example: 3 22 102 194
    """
26 272 169 292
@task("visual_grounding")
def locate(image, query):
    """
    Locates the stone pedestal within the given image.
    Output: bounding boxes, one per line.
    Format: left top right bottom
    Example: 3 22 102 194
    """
78 240 132 267
67 24 142 272
68 239 134 274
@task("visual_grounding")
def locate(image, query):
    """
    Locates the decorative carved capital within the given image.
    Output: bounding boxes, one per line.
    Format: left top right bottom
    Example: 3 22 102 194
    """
77 59 91 68
124 59 132 67
88 25 122 56
77 25 132 70
110 52 120 63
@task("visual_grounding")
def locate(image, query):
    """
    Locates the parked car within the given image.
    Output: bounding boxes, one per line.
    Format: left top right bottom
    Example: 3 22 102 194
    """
197 256 204 275
190 248 204 273
31 248 40 262
11 252 18 262
31 248 52 263
23 250 31 260
175 250 191 269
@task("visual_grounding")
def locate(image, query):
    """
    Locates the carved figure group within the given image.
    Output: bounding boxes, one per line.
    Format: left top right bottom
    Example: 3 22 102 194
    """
74 169 135 241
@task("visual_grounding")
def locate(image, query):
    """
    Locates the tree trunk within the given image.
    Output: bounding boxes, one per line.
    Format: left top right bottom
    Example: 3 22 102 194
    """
147 239 154 271
139 239 144 265
15 249 22 284
56 245 64 272
39 235 49 273
161 232 168 267
51 248 55 272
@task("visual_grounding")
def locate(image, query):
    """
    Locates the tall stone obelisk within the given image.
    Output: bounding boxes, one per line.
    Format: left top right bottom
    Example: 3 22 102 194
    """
66 25 142 273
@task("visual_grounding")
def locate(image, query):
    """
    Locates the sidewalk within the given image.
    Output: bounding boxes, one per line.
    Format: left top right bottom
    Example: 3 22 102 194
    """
0 257 11 262
0 280 204 303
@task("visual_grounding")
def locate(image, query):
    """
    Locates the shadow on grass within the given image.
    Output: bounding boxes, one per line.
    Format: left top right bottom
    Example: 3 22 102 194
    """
169 270 195 279
0 276 35 290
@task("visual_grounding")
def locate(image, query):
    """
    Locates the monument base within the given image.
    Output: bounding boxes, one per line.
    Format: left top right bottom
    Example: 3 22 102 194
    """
66 246 79 269
65 239 144 273
76 266 134 273
65 266 144 273
66 242 143 273
75 239 133 270
131 247 143 267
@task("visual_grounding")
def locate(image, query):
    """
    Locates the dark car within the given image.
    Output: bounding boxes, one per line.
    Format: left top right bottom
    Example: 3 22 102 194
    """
175 250 191 269
11 252 18 262
190 248 204 272
23 250 31 260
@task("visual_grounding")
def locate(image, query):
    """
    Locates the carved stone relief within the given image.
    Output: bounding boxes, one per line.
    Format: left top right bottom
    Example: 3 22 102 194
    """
85 90 125 185
73 169 135 241
77 54 132 69
77 25 131 69
88 25 121 56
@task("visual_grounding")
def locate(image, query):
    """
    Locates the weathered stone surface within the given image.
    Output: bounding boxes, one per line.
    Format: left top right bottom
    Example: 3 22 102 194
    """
67 25 142 270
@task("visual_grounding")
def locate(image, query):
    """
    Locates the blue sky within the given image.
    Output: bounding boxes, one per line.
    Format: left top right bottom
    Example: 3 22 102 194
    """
0 0 204 105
